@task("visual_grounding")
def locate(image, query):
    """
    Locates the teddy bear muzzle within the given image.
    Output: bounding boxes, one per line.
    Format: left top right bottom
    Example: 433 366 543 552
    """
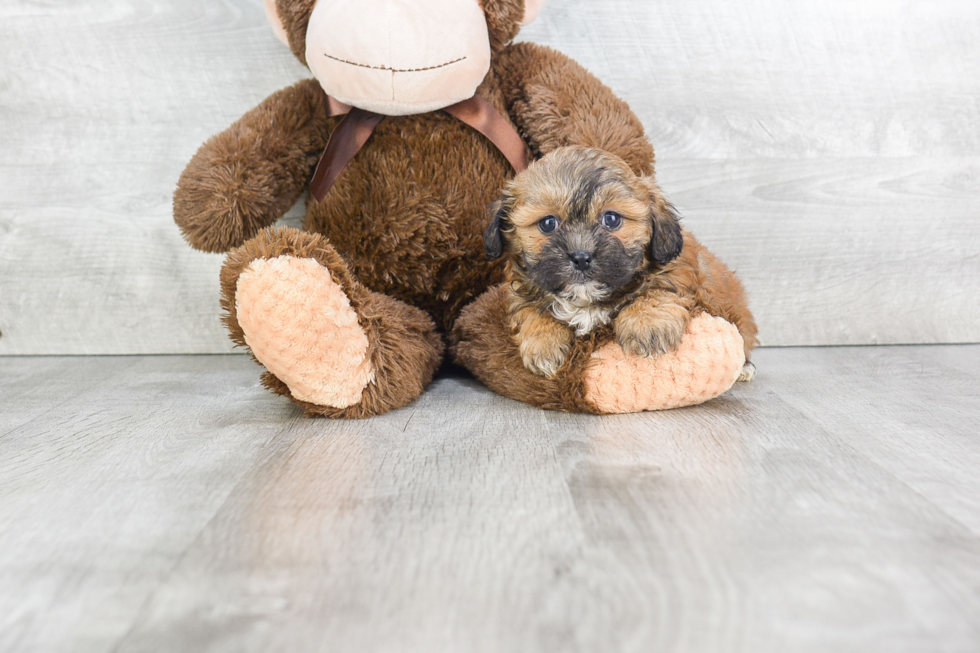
305 0 493 116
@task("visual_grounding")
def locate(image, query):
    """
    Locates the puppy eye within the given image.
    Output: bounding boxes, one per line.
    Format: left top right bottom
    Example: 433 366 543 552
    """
601 211 623 231
538 215 559 234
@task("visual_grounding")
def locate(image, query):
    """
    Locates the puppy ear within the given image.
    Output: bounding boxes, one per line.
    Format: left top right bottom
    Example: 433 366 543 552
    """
646 183 684 266
484 194 514 260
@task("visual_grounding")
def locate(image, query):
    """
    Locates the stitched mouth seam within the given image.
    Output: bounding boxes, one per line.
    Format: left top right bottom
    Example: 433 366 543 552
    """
324 53 467 73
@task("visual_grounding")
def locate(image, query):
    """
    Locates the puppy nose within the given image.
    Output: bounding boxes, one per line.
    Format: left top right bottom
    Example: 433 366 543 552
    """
569 251 593 271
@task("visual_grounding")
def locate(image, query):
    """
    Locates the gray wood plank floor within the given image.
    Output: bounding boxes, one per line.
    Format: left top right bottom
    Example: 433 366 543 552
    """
1 346 979 653
2 0 979 355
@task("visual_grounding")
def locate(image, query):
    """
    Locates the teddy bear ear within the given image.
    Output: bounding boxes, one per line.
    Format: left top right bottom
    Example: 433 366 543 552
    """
263 0 291 46
521 0 546 25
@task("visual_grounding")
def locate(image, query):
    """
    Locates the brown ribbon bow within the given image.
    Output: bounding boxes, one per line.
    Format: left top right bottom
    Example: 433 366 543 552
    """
310 94 529 202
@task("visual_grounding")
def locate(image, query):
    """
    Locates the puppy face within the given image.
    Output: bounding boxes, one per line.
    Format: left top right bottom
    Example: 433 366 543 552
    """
486 146 683 302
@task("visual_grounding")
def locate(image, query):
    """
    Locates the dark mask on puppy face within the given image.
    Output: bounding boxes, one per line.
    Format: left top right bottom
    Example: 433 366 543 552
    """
522 221 645 300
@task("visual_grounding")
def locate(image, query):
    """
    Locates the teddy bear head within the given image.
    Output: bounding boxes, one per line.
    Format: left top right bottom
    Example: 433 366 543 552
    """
265 0 545 115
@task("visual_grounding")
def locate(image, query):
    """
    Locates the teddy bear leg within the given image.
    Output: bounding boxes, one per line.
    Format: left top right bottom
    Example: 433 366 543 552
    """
222 227 444 418
451 285 570 412
452 285 746 415
580 314 747 413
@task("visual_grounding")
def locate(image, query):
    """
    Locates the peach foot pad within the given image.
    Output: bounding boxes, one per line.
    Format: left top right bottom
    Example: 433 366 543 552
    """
235 256 375 408
584 314 745 414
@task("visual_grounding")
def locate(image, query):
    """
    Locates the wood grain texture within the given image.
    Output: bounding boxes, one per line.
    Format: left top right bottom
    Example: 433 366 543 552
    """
0 0 978 354
1 347 980 652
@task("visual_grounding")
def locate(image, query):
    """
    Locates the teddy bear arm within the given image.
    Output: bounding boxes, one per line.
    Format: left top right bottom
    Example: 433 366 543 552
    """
453 285 747 415
494 42 655 176
174 79 332 253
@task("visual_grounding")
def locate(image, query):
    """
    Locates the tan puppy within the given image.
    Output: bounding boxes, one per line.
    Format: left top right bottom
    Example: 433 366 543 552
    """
485 146 759 379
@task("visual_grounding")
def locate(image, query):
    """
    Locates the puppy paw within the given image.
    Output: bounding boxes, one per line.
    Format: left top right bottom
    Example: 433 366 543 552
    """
614 308 687 358
509 298 575 378
519 332 572 378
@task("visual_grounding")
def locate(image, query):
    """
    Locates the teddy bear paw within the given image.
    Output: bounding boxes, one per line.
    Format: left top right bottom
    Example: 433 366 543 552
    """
234 255 375 408
584 314 746 413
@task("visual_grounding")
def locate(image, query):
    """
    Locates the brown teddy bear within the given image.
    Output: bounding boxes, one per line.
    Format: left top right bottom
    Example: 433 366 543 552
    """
174 0 757 418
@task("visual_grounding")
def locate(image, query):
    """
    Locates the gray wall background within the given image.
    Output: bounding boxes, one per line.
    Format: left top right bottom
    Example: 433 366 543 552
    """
1 0 978 355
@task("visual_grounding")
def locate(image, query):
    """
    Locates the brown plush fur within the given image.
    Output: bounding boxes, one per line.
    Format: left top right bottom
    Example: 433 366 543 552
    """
302 99 511 333
175 0 749 416
494 43 655 174
452 285 605 414
480 0 526 54
175 79 332 253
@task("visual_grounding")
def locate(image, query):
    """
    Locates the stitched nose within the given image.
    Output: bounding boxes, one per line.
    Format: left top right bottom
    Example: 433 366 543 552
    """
570 251 593 272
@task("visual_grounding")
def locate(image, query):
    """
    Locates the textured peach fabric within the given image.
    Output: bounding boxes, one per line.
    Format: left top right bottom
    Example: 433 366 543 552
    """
236 256 375 408
271 0 546 113
584 314 745 414
306 0 492 115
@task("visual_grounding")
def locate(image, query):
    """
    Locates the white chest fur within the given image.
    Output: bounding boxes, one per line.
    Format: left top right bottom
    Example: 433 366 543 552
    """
548 291 615 337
